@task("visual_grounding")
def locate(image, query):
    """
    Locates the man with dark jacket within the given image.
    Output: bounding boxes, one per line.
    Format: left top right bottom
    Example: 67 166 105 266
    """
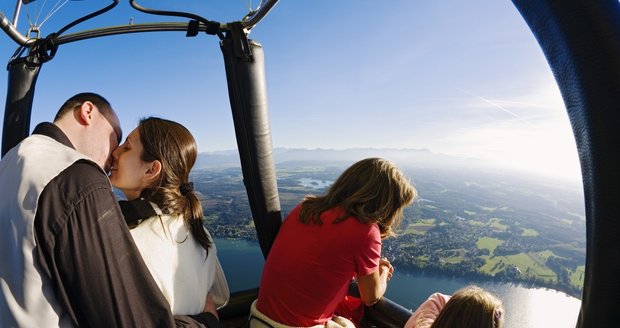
0 93 219 327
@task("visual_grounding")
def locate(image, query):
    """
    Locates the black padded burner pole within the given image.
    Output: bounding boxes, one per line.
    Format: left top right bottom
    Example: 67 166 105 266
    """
2 57 41 157
221 25 282 259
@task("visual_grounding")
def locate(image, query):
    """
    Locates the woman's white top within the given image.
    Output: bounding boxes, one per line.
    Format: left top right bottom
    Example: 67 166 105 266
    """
130 203 229 314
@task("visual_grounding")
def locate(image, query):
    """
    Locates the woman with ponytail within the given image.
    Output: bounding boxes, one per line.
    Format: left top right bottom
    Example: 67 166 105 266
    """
109 117 229 317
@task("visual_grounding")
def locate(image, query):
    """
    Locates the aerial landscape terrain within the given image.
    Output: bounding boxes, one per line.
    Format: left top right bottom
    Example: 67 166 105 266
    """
194 148 585 298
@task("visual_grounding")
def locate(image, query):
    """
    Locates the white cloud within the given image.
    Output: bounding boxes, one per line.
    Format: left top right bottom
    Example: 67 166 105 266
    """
427 79 579 180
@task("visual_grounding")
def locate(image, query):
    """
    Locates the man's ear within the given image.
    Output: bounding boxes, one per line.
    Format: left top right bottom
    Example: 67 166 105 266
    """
143 160 162 185
76 101 97 126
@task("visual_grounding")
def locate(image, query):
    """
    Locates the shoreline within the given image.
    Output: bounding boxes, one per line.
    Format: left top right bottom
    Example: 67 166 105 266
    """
213 235 583 300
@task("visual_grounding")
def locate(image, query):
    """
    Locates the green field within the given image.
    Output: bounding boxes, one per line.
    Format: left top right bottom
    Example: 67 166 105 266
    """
489 218 508 231
476 237 503 254
404 219 436 235
531 250 555 262
521 228 539 237
570 265 585 287
443 249 466 263
468 220 485 226
479 252 558 283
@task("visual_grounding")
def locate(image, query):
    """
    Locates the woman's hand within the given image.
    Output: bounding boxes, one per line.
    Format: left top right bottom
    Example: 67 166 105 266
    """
358 257 394 306
379 257 394 281
203 293 218 319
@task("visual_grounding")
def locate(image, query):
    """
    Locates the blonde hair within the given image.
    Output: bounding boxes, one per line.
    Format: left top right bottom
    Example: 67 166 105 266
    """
299 157 416 238
431 285 504 328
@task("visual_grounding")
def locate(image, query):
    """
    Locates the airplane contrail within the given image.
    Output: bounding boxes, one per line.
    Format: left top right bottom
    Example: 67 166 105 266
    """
459 89 538 128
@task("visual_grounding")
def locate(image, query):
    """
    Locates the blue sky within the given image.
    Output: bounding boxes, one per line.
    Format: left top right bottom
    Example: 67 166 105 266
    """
0 0 581 181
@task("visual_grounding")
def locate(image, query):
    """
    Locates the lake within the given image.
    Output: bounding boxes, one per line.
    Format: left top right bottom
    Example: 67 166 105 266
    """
215 237 581 328
298 178 333 190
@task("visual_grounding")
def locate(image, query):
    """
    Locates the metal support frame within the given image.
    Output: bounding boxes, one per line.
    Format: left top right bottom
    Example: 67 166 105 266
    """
0 0 279 156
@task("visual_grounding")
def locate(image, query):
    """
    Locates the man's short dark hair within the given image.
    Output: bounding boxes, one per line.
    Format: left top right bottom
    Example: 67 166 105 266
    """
53 93 113 122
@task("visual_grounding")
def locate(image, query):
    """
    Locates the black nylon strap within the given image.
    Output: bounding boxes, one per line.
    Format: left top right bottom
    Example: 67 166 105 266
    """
186 20 200 37
118 199 157 227
248 315 274 328
227 22 252 61
205 21 221 35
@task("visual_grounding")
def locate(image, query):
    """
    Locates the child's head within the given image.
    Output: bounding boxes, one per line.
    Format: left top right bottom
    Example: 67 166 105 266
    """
300 157 416 237
431 285 504 328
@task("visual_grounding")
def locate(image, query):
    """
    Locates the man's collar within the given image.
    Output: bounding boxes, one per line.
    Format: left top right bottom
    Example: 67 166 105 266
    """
32 122 75 149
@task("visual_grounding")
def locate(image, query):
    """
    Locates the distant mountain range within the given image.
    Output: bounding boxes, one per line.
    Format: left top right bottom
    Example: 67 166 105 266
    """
196 147 487 171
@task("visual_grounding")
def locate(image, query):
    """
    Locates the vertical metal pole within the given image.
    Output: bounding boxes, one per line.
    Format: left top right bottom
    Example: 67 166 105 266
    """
13 0 22 27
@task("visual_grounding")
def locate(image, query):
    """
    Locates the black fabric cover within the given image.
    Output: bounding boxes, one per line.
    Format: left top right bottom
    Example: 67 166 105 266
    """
512 1 620 327
221 36 282 259
2 58 41 157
